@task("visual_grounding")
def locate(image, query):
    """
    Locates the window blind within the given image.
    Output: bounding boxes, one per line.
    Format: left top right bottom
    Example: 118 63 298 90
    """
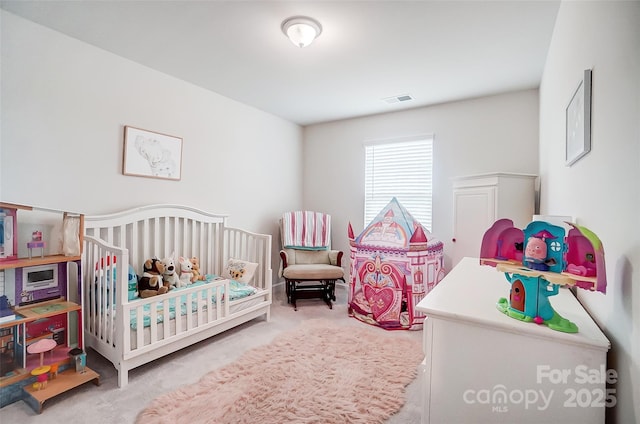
364 136 433 230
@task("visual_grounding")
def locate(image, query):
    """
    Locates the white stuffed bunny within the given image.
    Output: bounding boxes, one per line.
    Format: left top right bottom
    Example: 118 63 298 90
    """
178 256 194 287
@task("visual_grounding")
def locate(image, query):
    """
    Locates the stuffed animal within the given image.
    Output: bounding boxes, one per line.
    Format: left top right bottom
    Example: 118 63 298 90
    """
161 254 180 290
178 256 193 287
190 257 206 282
138 257 168 298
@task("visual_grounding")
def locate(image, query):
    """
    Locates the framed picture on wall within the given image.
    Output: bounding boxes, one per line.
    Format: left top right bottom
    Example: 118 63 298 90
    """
565 69 592 166
123 126 183 180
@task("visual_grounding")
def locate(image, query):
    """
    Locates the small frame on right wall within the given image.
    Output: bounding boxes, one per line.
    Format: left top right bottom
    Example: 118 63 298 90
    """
565 69 592 166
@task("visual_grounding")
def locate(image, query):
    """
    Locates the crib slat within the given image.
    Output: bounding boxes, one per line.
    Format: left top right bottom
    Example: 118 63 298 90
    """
136 305 144 348
175 296 182 334
187 292 194 331
196 289 203 325
131 223 139 272
154 218 161 257
106 227 113 246
216 284 223 320
150 300 158 344
162 298 170 340
207 287 214 322
164 217 171 258
122 300 131 355
143 219 150 262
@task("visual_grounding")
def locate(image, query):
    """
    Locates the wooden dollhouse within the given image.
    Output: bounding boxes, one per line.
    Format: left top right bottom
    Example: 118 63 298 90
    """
0 202 99 413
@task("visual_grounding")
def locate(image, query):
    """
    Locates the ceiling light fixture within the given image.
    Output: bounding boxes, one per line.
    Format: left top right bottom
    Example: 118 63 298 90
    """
281 16 322 48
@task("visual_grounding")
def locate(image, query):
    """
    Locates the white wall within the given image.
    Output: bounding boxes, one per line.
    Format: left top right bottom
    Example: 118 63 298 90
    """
0 11 304 271
539 2 640 423
304 89 540 271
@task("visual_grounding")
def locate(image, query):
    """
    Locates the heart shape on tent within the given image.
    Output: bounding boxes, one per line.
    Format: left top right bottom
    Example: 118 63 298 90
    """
363 285 400 322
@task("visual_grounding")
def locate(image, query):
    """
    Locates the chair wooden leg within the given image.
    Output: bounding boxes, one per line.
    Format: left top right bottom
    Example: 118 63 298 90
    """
285 280 292 304
328 279 336 301
290 280 298 310
323 280 334 309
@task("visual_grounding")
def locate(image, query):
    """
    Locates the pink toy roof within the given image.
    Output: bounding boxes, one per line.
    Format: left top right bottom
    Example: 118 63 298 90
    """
354 197 439 249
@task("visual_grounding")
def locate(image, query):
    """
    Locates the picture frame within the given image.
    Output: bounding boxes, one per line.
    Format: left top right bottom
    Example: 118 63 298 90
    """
123 126 183 180
565 69 592 166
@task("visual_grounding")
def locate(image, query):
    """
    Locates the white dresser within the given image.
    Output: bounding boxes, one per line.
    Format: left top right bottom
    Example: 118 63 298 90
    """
415 257 611 424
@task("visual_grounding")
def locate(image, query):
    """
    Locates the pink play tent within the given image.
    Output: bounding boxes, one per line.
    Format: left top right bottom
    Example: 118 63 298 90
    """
348 197 445 330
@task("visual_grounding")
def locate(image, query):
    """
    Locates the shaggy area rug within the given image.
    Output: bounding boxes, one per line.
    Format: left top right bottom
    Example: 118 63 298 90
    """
136 319 423 424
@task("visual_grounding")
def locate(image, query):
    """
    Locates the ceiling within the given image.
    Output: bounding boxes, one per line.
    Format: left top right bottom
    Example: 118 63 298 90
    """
0 0 560 126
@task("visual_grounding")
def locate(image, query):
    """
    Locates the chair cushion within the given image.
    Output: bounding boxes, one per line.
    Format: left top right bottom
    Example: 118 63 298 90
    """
286 249 331 265
283 264 344 280
283 248 343 265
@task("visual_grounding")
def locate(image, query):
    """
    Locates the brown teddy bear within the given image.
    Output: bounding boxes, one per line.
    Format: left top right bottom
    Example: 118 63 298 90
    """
190 257 206 282
138 257 168 298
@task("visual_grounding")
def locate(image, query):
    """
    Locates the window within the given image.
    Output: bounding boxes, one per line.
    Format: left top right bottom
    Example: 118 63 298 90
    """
364 135 433 230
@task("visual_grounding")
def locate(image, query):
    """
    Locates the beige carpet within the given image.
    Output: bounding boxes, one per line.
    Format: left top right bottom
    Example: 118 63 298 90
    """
136 318 423 424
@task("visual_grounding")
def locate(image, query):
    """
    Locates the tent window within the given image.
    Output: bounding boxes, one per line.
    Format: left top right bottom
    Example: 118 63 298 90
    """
364 135 433 231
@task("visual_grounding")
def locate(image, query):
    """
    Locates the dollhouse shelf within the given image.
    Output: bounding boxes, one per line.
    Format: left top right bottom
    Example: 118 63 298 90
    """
495 261 598 290
15 298 80 321
480 258 598 291
0 254 82 271
24 367 100 413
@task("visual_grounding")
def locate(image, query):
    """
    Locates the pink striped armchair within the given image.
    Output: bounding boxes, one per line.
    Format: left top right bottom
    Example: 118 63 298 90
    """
279 211 345 310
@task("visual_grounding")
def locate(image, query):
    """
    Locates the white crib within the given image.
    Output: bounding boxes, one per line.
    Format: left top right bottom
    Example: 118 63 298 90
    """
82 204 272 387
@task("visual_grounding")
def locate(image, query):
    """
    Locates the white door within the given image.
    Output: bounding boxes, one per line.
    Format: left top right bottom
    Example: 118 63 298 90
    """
452 186 496 267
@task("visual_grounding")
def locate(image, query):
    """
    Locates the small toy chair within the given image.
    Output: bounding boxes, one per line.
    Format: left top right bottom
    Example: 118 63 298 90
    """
279 211 345 310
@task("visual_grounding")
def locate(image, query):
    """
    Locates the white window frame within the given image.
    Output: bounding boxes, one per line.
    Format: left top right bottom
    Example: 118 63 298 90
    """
364 134 434 231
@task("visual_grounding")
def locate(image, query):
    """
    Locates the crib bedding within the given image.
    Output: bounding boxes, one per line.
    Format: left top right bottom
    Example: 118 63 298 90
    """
97 275 258 329
128 276 258 330
129 294 265 350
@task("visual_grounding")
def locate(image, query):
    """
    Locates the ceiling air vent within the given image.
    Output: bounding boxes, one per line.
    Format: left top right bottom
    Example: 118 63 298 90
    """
382 94 414 104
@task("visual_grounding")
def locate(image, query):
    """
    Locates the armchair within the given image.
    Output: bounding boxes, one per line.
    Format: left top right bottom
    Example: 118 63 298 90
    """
279 211 345 310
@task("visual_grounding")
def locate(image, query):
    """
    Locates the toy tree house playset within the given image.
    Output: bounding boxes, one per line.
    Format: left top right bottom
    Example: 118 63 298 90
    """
0 202 99 413
348 197 445 330
479 218 607 333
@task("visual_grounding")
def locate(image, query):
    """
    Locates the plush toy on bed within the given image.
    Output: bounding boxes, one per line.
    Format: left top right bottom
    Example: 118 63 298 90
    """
161 254 180 290
178 256 194 287
139 257 169 298
190 257 206 282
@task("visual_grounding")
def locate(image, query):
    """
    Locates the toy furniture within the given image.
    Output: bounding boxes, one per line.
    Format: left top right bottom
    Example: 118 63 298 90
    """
27 338 56 374
279 211 345 310
26 241 46 259
27 338 56 390
82 204 272 387
348 197 444 330
416 257 610 424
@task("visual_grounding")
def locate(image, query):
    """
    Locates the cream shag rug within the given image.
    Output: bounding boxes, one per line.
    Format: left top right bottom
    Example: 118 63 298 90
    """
136 318 423 424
